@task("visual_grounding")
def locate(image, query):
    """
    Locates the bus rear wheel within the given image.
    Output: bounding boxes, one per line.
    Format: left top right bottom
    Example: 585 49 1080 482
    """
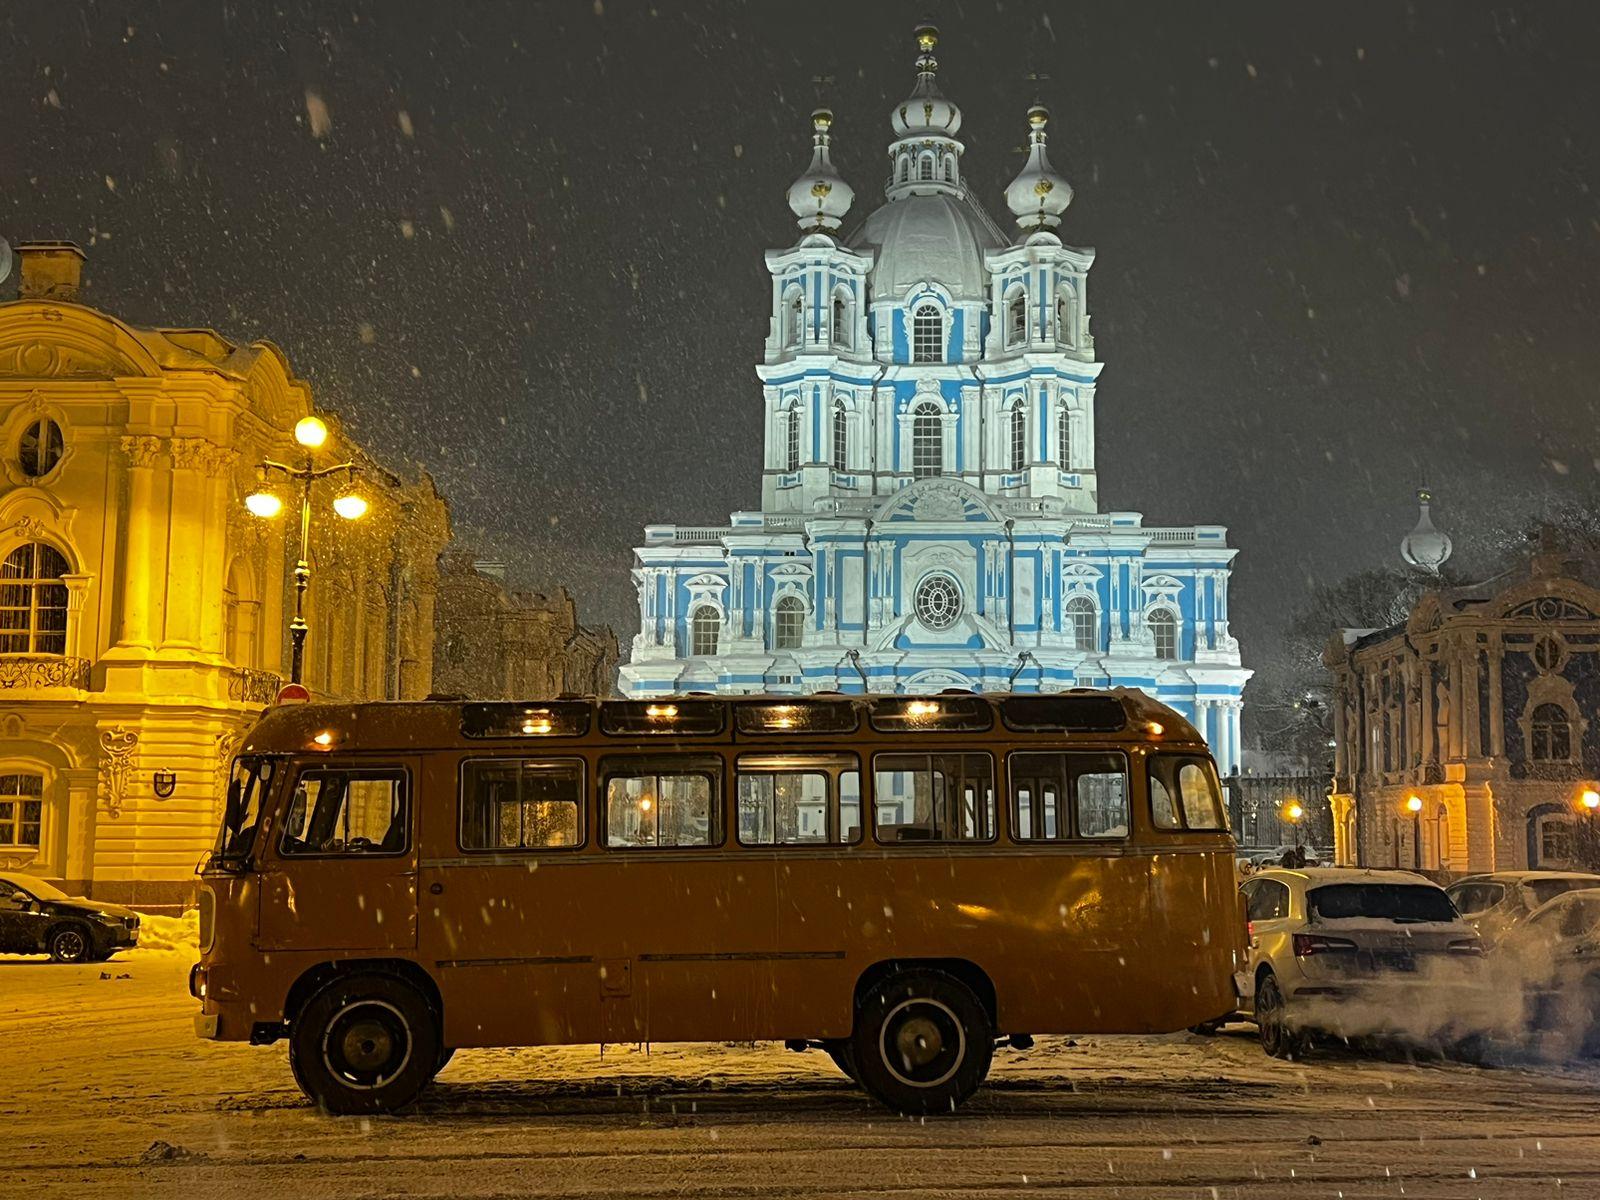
851 969 993 1115
289 972 441 1115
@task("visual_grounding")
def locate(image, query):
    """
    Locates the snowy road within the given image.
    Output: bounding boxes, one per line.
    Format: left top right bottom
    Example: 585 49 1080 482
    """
7 945 1600 1199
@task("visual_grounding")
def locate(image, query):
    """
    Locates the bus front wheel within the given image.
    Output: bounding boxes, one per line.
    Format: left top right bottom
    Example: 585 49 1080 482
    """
851 969 993 1115
289 972 441 1115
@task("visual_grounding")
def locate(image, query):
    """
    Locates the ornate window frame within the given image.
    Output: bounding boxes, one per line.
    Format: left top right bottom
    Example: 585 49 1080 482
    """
2 396 74 488
1519 675 1583 766
910 301 945 364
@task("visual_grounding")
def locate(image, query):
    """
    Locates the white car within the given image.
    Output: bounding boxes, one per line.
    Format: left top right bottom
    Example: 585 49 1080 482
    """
1446 871 1600 948
1237 867 1484 1058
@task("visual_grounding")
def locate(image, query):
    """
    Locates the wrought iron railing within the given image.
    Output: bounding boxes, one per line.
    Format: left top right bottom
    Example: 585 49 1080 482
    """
228 667 283 706
0 655 91 691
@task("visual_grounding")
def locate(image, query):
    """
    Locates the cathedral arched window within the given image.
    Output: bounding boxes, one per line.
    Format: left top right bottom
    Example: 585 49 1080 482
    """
943 157 954 182
832 400 848 473
784 404 801 472
1065 596 1096 652
1009 403 1027 472
1149 608 1178 661
898 157 909 183
912 304 943 363
1531 703 1572 762
784 288 803 348
1056 289 1076 347
1058 405 1072 468
912 402 942 478
0 542 69 656
832 289 851 350
918 153 935 182
1006 290 1027 346
773 595 805 650
690 606 721 657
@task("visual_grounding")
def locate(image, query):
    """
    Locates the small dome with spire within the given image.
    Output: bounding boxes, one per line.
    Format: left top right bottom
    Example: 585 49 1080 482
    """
785 107 854 235
1401 488 1453 575
1004 104 1073 235
891 24 962 139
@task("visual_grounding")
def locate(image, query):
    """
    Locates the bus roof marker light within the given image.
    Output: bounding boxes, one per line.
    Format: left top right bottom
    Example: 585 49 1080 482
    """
1147 721 1164 735
646 704 678 719
312 731 334 748
906 700 940 718
520 718 552 735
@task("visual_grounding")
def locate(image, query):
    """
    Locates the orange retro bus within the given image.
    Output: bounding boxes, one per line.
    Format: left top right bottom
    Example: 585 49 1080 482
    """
191 689 1243 1115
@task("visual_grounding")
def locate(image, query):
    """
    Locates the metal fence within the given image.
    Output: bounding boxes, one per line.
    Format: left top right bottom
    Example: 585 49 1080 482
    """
1222 773 1333 853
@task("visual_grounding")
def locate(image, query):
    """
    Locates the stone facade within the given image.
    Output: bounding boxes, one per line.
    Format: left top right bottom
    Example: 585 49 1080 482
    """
433 555 618 699
1325 543 1600 873
0 242 450 908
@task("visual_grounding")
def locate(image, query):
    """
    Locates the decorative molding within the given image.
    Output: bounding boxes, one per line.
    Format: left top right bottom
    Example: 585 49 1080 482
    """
120 434 163 469
214 730 242 819
168 437 213 471
97 726 139 818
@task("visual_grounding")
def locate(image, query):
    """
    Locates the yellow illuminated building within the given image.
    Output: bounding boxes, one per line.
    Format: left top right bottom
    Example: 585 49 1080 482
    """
0 242 449 908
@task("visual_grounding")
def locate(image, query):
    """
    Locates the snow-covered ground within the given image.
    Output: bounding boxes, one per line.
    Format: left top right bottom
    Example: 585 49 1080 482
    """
5 933 1600 1198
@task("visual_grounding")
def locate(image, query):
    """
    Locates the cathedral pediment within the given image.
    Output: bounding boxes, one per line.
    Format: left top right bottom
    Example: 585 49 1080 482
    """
875 478 999 524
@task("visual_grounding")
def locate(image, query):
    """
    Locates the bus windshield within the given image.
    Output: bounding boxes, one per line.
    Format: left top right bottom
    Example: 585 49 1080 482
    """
213 756 279 867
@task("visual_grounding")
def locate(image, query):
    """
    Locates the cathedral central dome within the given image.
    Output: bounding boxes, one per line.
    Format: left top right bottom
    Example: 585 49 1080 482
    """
846 191 1006 301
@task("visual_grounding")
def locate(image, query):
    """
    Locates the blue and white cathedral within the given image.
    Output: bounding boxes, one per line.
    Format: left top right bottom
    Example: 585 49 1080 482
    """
620 26 1250 770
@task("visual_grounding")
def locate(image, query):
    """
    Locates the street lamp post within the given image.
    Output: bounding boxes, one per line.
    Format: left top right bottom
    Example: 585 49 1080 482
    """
1404 794 1424 871
1282 799 1304 852
244 415 368 685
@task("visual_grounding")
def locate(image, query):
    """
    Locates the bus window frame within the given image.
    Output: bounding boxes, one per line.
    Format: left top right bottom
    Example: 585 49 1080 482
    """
734 751 863 847
275 761 412 860
869 750 998 846
599 753 726 851
1147 751 1228 833
457 755 588 854
1006 749 1131 844
600 700 727 738
733 700 861 736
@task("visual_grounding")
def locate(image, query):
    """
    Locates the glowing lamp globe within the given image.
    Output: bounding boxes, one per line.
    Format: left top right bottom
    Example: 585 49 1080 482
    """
1284 801 1304 823
244 491 283 518
1582 789 1600 812
294 415 329 449
1404 795 1424 814
332 493 369 520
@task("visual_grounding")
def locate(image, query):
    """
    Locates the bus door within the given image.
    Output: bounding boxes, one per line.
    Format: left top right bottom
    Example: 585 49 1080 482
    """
256 758 419 953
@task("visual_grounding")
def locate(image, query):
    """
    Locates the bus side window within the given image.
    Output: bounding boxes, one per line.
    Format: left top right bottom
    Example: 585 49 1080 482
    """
601 756 722 849
872 753 995 843
279 767 408 856
1009 752 1128 840
460 758 584 850
736 754 862 846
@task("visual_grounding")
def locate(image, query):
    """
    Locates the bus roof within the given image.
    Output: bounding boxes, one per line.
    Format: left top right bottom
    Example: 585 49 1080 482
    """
238 689 1203 756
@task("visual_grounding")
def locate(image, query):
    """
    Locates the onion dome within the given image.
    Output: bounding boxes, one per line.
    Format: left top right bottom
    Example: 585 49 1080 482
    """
891 24 961 139
1401 488 1453 575
785 108 855 234
1004 104 1073 234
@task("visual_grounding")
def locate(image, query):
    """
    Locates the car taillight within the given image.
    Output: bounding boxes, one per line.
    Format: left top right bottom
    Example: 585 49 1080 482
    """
1447 938 1484 956
1293 933 1357 957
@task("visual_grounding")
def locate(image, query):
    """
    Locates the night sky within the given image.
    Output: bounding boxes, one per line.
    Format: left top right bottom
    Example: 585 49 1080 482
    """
5 1 1599 696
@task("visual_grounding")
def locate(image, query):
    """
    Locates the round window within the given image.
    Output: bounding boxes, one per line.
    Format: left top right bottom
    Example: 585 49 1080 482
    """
914 574 962 630
1534 635 1565 674
18 417 64 478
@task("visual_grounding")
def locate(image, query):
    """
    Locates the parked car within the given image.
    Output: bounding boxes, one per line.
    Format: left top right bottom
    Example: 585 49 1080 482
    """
1490 886 1600 1058
1446 871 1600 948
0 871 140 963
1236 867 1484 1058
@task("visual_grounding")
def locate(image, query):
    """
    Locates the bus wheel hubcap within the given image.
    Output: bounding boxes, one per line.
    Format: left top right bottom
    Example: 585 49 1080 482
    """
880 998 965 1089
324 1000 412 1089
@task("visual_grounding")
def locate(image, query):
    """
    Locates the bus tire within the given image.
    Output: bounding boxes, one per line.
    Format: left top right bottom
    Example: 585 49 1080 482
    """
289 972 441 1115
821 1038 859 1084
851 969 993 1115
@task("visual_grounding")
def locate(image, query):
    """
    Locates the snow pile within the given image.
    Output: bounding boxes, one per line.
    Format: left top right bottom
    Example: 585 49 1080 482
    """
134 909 200 959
